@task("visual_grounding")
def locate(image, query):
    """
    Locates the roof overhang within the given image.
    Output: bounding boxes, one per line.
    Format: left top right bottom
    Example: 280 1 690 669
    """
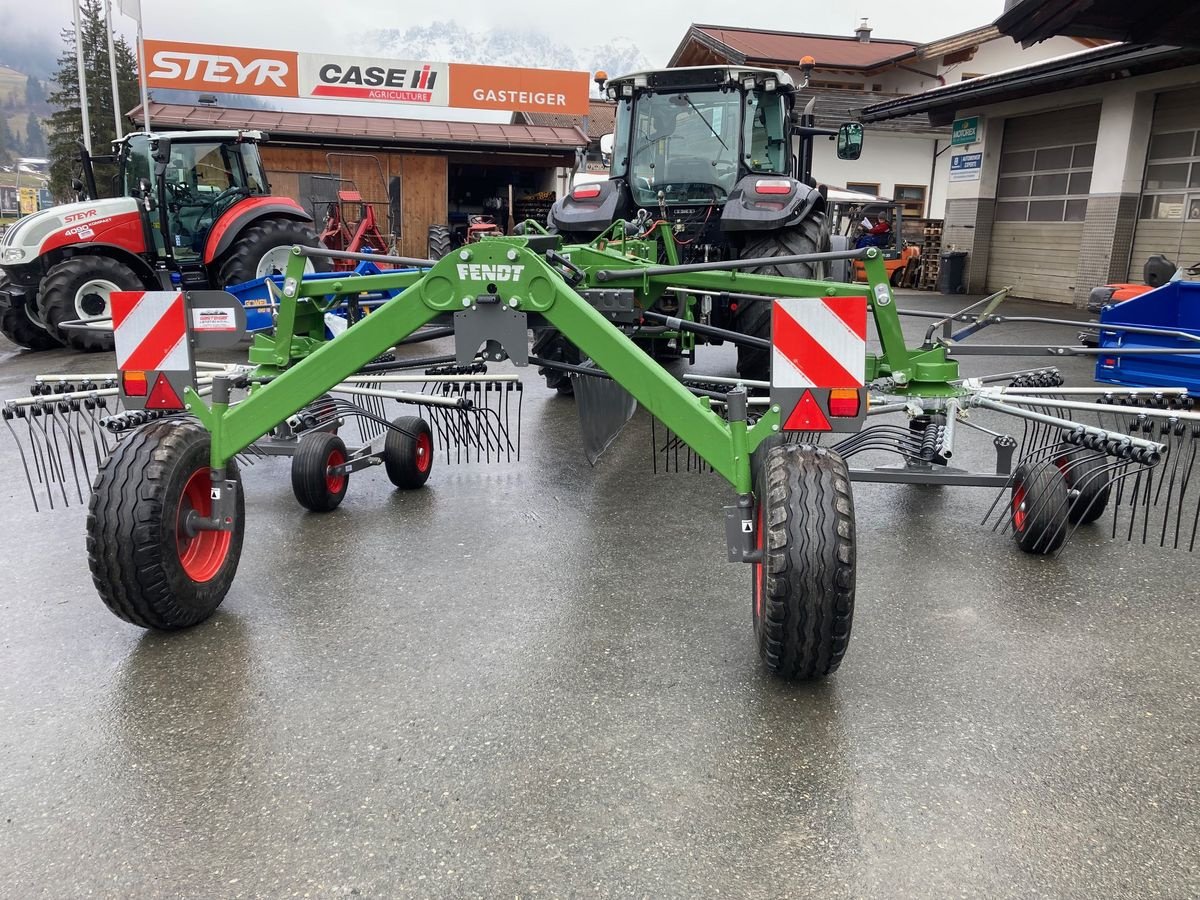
860 43 1200 126
997 0 1200 48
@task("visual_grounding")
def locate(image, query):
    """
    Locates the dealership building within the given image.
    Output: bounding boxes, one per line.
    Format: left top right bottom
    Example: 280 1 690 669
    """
861 43 1200 303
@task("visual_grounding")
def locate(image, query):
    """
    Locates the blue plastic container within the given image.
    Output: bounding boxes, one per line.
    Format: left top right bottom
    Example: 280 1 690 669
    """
224 261 412 333
1095 280 1200 392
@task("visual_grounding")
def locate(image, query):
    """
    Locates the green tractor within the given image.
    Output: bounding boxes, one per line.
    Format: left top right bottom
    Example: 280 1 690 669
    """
539 65 863 384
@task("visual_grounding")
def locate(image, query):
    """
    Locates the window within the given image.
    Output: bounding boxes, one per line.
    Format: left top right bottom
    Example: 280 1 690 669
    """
894 184 927 218
846 182 880 197
1139 128 1200 221
995 141 1095 222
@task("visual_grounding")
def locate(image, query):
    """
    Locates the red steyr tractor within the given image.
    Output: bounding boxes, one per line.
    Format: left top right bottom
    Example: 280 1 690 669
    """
0 130 323 352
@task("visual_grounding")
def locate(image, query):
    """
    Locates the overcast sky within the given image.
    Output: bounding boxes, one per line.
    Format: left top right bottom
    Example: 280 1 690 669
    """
12 1 1008 69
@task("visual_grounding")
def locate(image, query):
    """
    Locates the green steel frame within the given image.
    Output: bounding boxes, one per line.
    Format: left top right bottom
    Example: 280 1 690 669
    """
184 233 962 497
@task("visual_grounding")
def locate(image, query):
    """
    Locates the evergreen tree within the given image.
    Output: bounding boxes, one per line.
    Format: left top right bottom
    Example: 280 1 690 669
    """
25 116 48 158
0 115 13 165
25 76 45 108
47 0 140 200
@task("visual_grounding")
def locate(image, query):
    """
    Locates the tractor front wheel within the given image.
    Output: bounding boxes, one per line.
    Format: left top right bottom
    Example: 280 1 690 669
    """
39 256 142 352
217 218 325 286
1010 462 1070 554
384 416 434 489
734 213 829 382
291 431 350 512
752 443 856 680
86 419 244 629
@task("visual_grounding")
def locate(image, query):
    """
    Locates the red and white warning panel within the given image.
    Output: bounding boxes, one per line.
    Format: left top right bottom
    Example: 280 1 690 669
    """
112 291 194 411
770 296 868 433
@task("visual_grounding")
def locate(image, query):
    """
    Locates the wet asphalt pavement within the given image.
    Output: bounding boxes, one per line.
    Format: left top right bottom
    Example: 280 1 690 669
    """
0 294 1196 898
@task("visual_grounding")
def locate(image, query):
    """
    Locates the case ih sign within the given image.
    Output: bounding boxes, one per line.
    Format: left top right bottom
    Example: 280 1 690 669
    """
143 40 590 115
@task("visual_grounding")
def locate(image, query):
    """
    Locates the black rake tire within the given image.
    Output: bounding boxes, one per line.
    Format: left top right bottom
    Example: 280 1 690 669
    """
1010 462 1070 554
734 212 829 382
1056 446 1112 526
384 416 433 489
752 443 856 681
0 281 62 351
217 218 326 286
86 419 244 630
291 431 350 512
427 224 452 261
39 256 141 352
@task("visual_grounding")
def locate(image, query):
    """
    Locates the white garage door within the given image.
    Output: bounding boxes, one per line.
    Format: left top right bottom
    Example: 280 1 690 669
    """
1130 88 1200 282
988 105 1100 303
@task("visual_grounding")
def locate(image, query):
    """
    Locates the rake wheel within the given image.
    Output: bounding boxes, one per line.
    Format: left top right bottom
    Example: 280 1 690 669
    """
1056 446 1111 526
1010 462 1070 554
291 431 349 512
384 416 433 489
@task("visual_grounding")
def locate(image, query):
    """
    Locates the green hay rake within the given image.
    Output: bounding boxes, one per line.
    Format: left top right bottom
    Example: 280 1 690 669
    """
14 225 1199 681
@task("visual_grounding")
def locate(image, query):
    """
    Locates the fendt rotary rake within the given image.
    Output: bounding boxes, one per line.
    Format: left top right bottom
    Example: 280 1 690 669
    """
6 223 1199 681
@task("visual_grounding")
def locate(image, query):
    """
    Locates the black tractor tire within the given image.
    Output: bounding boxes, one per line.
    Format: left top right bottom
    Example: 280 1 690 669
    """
1010 462 1070 554
532 328 582 396
0 280 62 351
216 218 326 287
734 213 829 382
384 416 434 489
39 256 143 352
428 224 452 261
1056 446 1111 526
752 443 856 681
291 431 350 512
86 419 244 630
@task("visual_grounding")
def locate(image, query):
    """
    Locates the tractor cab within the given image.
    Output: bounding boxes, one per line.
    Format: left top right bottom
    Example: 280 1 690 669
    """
548 65 864 263
114 131 271 263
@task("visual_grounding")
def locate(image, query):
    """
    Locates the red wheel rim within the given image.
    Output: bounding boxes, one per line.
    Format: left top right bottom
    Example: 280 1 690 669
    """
176 468 232 583
415 431 432 474
754 503 764 620
325 448 346 494
1012 484 1028 533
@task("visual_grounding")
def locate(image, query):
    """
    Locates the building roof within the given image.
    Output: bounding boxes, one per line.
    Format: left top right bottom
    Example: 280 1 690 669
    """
671 24 918 70
797 87 946 135
516 99 616 139
997 0 1200 48
859 43 1200 126
128 103 590 153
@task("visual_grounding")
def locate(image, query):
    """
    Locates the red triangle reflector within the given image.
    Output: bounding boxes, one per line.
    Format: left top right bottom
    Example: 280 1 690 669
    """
146 372 185 410
783 390 832 431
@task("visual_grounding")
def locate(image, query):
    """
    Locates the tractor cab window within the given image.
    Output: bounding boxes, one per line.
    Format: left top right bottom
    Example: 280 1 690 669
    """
626 89 741 205
121 134 155 199
162 141 255 260
743 90 788 175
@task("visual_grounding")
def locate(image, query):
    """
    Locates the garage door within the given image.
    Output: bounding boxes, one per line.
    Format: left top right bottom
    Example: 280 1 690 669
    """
989 105 1100 303
1130 88 1200 282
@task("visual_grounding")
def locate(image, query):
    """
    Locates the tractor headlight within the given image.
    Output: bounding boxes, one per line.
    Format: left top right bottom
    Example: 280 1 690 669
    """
2 248 26 262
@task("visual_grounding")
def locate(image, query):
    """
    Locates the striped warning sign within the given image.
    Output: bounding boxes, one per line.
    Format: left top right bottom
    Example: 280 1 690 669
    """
112 291 191 374
771 296 867 388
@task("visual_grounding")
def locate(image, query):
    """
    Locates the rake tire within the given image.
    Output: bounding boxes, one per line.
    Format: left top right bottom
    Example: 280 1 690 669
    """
86 419 244 630
1056 446 1111 526
752 443 856 681
1010 462 1070 554
384 416 433 489
291 431 349 512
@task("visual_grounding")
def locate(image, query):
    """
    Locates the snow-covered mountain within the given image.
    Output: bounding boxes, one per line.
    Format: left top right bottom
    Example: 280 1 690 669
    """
373 22 652 93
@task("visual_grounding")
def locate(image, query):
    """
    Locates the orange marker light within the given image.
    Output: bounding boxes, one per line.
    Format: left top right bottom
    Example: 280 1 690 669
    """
828 389 861 418
122 370 148 397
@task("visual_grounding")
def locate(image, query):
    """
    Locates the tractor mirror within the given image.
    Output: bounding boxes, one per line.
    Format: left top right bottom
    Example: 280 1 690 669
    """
837 123 864 161
599 133 615 157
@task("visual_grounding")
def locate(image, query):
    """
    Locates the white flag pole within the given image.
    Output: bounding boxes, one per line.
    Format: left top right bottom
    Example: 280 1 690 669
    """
137 11 150 133
72 0 92 152
105 0 123 139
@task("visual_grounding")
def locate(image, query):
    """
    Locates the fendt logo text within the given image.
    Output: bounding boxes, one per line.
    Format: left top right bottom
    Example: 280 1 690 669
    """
149 51 291 88
456 264 526 282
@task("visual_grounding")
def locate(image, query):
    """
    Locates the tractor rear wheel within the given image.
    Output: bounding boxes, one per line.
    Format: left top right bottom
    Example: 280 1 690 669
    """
217 218 325 286
384 416 434 489
734 213 829 382
1055 445 1111 526
0 279 62 351
86 419 244 629
39 256 142 352
1010 462 1070 554
428 224 452 261
752 443 856 681
291 431 350 512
